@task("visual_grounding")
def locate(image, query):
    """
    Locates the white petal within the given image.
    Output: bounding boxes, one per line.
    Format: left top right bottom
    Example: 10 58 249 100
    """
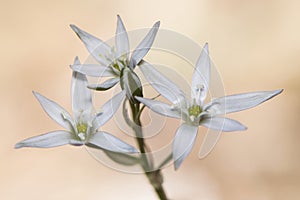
207 89 283 115
173 123 198 170
87 131 138 153
115 15 130 60
88 78 120 91
139 61 186 104
135 97 182 119
191 43 210 105
200 117 247 132
15 131 81 149
129 21 160 68
198 129 221 159
70 24 111 66
71 64 115 77
71 58 93 117
93 91 126 129
33 91 73 130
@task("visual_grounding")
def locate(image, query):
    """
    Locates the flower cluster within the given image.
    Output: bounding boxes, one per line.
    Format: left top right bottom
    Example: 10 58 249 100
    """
16 15 282 173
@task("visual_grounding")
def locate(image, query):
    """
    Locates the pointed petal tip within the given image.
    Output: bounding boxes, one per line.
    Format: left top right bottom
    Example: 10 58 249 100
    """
70 24 79 32
174 161 181 170
69 24 78 31
154 21 161 27
275 89 284 95
204 42 208 49
74 56 80 64
203 43 209 52
32 91 40 98
14 143 22 149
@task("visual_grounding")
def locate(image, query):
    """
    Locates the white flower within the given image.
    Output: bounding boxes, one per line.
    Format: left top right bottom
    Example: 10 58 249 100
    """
70 15 160 92
136 43 283 169
15 57 138 154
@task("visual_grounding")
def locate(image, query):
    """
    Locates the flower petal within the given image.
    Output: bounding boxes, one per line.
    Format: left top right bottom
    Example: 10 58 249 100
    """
71 63 115 77
139 61 186 104
200 117 247 132
173 123 198 170
87 131 138 153
207 89 283 115
15 130 81 149
129 21 160 68
191 43 210 105
115 15 130 60
135 97 182 119
93 91 126 129
198 129 221 159
33 91 73 130
71 57 93 118
88 78 120 91
70 24 111 66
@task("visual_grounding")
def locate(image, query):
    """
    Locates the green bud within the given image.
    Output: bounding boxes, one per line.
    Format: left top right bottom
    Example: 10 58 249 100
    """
120 67 143 103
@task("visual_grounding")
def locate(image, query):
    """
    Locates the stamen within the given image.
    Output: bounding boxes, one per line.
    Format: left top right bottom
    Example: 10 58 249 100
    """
77 133 86 141
196 84 205 100
188 104 202 117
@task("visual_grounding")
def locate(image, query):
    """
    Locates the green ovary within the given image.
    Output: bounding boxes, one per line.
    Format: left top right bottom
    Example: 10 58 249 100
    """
188 105 202 117
113 62 120 71
77 123 87 134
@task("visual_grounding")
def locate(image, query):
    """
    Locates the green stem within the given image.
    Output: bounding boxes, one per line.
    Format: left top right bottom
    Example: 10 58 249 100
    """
129 100 168 200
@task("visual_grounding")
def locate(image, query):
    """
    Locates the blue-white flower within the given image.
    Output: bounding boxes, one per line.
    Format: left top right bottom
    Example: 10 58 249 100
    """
15 57 138 154
70 15 160 94
136 43 283 169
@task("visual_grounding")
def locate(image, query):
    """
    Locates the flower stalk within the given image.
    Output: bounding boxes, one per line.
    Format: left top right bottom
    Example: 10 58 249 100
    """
128 99 168 200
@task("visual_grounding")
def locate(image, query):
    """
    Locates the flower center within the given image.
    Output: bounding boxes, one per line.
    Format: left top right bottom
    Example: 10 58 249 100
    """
188 105 202 117
76 123 88 140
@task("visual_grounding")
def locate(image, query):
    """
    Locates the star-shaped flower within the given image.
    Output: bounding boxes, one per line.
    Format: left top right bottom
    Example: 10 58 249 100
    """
136 43 282 169
70 15 160 97
15 57 138 154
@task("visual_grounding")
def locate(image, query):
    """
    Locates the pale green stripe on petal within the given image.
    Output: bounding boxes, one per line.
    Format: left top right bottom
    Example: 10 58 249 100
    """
93 91 126 129
207 89 283 115
70 24 111 66
70 64 115 77
191 43 210 105
139 61 186 104
135 97 182 119
88 78 120 91
115 15 130 60
33 91 73 130
15 130 81 149
173 123 198 170
71 58 93 117
129 21 160 68
200 117 247 132
87 131 138 153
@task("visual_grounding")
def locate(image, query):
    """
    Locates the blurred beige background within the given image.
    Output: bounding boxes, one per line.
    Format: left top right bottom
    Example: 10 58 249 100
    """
1 0 299 199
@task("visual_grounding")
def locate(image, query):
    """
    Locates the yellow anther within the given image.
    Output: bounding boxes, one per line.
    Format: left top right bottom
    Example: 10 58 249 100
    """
188 105 202 117
77 123 87 134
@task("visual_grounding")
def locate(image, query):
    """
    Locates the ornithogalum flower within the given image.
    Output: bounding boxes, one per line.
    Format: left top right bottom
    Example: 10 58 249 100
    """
136 43 283 169
70 15 160 101
15 57 138 154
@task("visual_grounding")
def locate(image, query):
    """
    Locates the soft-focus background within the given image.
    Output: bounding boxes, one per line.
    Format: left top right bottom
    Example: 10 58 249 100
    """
1 0 299 199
